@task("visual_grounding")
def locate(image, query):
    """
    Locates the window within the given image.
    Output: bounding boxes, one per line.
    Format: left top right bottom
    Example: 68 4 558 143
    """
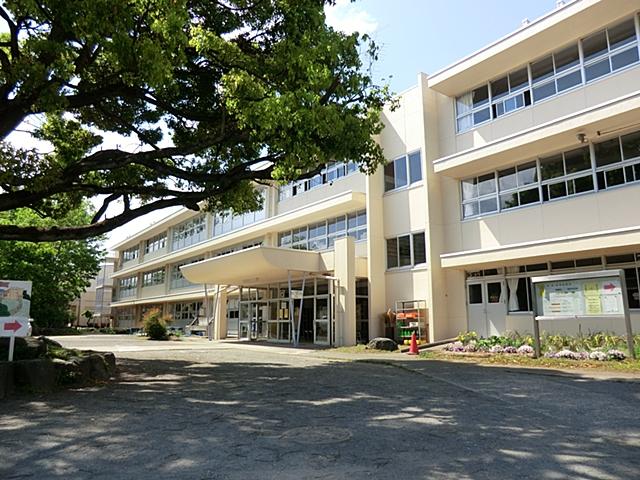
278 210 367 251
384 152 422 192
116 308 135 324
507 277 532 312
118 276 137 298
144 233 166 255
122 246 139 262
170 257 204 289
462 140 623 219
456 85 490 132
278 161 358 201
172 302 203 323
490 67 531 118
583 19 639 82
540 147 593 201
142 268 165 288
172 215 206 250
213 191 266 236
461 173 498 218
386 232 427 269
454 15 640 133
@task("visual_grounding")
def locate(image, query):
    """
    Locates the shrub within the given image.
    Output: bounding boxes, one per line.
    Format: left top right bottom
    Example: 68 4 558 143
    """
489 345 503 354
589 351 607 361
503 346 517 354
607 349 626 361
143 308 169 341
517 345 534 355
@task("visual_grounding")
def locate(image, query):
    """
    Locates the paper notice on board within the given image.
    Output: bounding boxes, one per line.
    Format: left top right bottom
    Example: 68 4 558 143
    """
601 294 621 314
583 282 602 314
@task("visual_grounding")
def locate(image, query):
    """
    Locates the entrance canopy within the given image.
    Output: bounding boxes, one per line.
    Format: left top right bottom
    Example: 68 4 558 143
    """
180 246 329 286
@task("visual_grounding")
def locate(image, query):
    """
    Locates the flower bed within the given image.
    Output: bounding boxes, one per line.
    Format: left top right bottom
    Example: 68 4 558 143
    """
441 331 634 362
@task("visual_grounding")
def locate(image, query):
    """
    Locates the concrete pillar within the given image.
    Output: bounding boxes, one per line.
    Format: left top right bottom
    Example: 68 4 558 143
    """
365 167 386 339
213 287 228 340
334 237 356 346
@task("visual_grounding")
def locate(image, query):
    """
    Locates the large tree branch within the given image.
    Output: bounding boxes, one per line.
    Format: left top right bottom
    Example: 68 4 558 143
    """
0 194 207 242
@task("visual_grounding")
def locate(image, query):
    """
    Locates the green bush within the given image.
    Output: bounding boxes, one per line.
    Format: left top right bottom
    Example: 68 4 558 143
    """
143 308 169 340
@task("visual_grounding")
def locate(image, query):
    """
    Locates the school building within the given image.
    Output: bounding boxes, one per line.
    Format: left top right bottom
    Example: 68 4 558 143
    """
111 0 640 344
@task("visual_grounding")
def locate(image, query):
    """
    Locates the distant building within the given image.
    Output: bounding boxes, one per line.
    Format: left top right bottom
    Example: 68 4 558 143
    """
69 254 116 327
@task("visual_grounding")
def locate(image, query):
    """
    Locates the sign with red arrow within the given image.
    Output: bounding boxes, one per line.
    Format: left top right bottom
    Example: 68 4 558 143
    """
0 318 30 337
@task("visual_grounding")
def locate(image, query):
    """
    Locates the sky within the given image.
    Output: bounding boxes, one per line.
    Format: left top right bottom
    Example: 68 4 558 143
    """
2 0 563 249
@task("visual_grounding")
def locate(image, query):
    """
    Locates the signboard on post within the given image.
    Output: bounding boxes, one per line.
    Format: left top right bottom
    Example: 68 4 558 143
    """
0 280 33 361
531 270 635 359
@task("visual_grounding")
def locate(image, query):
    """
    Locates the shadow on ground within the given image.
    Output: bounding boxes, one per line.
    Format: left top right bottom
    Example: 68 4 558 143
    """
1 354 639 480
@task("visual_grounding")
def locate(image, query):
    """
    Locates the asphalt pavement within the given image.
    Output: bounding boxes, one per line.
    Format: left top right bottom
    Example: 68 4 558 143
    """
1 335 639 479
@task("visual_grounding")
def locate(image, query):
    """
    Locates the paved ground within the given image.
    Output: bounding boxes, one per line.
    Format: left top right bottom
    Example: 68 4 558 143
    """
1 335 639 480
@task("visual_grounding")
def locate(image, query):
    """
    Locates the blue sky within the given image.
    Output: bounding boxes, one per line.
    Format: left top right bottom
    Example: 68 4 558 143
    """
327 0 559 93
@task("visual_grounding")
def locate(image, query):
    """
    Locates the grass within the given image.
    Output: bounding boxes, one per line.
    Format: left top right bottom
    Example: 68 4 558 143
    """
419 350 640 373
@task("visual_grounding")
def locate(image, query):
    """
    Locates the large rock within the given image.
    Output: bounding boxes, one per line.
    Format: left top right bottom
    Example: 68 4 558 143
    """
0 336 62 360
88 354 111 381
0 362 14 399
366 337 398 351
13 359 56 392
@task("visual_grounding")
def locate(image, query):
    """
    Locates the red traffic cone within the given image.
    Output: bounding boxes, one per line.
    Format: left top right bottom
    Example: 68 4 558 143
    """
408 331 419 355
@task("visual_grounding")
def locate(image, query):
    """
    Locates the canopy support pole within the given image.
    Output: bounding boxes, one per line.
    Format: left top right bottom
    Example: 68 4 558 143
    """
296 273 307 347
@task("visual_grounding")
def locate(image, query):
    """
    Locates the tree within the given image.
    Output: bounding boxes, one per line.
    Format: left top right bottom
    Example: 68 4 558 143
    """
0 0 391 242
0 205 103 327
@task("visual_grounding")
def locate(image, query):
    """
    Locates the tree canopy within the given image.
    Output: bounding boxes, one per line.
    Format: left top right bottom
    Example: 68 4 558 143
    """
0 0 391 241
0 205 103 327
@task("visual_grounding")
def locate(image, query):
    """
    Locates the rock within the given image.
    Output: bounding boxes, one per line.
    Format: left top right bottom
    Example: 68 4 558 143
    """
52 358 82 385
13 359 56 392
0 362 15 399
0 336 63 361
102 352 117 376
69 356 92 379
88 354 111 381
366 337 398 351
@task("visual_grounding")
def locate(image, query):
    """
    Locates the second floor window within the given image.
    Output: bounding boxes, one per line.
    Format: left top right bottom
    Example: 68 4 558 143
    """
384 151 422 192
122 246 139 262
278 210 367 251
386 232 426 269
142 268 165 287
170 257 204 290
460 128 640 219
118 276 137 298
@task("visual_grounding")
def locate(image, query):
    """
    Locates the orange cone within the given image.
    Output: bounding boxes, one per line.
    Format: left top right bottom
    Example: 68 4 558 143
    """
408 331 419 355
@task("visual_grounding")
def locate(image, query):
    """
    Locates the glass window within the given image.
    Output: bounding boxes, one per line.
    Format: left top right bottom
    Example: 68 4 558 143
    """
408 152 422 184
509 67 529 91
556 70 582 92
531 56 554 83
413 232 426 265
532 80 556 102
622 131 640 160
582 30 608 62
564 147 591 173
517 161 538 186
477 173 496 195
384 162 395 192
585 58 611 81
461 178 478 201
394 157 408 189
398 235 411 267
624 268 640 309
498 167 517 191
540 154 564 180
386 238 397 269
490 76 509 100
468 284 482 304
608 18 637 50
472 85 489 107
554 44 580 72
595 138 622 167
612 47 639 71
